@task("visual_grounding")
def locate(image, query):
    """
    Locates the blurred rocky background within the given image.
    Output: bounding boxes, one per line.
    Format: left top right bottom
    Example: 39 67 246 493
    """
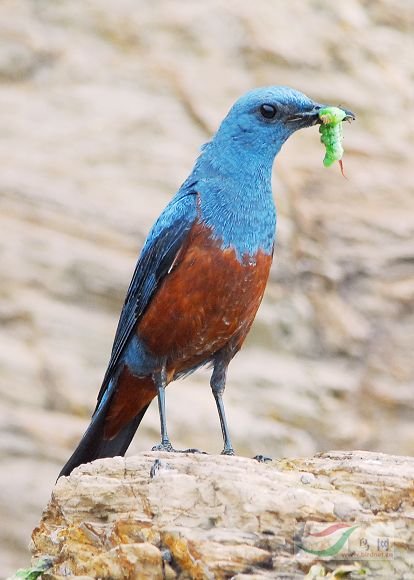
0 0 413 575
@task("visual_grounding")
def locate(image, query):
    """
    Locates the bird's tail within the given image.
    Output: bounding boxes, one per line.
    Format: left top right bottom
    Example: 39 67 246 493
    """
58 370 156 479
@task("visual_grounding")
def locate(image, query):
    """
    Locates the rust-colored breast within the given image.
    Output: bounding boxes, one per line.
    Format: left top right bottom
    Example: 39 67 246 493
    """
138 222 273 378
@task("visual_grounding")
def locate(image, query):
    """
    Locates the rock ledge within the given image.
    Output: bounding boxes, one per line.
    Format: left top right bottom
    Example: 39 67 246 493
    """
31 451 414 578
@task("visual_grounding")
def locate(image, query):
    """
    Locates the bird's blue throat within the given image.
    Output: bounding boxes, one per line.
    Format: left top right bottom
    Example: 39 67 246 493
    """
187 136 278 261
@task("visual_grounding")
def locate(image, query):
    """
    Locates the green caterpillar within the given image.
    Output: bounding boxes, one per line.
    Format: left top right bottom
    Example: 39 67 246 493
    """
318 106 347 170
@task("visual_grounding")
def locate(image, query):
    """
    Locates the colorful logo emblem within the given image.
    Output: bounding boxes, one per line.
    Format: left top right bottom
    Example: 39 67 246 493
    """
297 523 359 557
294 521 393 561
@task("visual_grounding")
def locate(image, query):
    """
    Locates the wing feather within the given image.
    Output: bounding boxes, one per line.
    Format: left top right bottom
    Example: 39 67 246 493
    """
95 191 198 408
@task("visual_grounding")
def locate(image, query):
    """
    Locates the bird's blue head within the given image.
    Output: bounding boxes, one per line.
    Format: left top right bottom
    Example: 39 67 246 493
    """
184 86 348 258
209 86 323 170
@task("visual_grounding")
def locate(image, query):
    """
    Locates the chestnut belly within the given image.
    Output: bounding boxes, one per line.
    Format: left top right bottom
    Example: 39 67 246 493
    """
138 225 272 376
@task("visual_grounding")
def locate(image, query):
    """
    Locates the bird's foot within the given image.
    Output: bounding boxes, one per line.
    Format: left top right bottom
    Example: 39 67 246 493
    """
253 454 272 463
221 447 235 456
151 443 208 454
151 441 177 453
180 448 208 454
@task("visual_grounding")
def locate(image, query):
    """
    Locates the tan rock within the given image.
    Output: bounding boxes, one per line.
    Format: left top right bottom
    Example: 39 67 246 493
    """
31 451 414 578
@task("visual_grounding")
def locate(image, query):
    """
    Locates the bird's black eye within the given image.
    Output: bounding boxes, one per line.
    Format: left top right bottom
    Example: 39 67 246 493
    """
259 104 277 119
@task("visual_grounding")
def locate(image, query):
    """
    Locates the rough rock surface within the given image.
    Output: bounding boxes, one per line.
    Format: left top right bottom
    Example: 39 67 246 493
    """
31 451 414 579
1 0 414 575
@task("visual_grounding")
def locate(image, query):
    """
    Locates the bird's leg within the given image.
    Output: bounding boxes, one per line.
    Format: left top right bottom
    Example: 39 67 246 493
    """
152 365 175 452
151 365 206 455
211 358 235 456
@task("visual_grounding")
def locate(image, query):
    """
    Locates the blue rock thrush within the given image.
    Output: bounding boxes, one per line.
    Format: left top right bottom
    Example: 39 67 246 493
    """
59 86 354 477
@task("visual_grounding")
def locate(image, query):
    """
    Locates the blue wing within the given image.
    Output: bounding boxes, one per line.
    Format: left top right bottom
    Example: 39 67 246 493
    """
95 188 198 408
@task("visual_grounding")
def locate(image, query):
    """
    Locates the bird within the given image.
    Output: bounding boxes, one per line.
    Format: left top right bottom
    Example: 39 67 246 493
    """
59 86 354 478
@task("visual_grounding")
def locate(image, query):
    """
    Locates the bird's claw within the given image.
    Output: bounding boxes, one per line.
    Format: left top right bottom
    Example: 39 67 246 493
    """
151 443 208 454
221 448 235 456
180 448 208 454
151 442 176 453
253 454 272 463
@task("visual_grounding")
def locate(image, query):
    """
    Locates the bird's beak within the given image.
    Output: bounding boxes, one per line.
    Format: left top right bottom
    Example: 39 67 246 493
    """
286 104 356 128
